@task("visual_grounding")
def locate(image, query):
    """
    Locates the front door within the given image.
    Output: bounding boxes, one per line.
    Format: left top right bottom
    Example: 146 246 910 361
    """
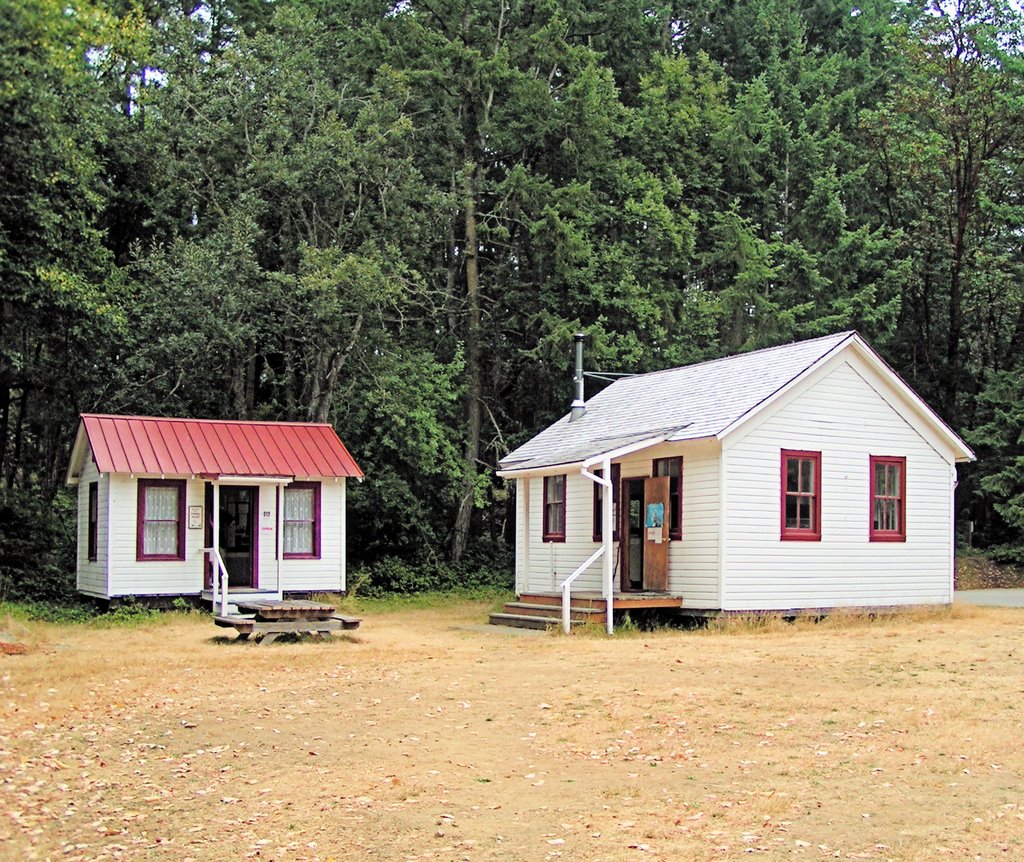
620 478 645 591
204 484 259 588
642 476 670 591
619 476 670 592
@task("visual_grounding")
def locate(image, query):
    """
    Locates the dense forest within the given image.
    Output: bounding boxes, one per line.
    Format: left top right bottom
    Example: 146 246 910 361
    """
2 0 1023 600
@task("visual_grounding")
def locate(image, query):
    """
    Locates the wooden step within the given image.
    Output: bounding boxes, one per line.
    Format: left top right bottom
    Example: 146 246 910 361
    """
487 613 580 630
499 602 602 620
518 593 607 611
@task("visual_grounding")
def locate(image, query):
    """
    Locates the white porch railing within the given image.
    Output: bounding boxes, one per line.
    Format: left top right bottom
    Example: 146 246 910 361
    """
202 547 231 617
558 546 605 635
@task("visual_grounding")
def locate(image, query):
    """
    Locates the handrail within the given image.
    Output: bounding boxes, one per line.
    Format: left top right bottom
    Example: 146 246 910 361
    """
202 547 231 616
558 546 605 634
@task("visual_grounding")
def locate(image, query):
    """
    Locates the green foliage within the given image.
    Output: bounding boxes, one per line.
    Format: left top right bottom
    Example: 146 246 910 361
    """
0 489 77 602
4 0 1024 595
349 547 513 598
968 369 1024 554
0 599 161 626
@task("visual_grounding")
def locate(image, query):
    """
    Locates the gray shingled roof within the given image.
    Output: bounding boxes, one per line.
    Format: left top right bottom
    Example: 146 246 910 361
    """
499 331 856 471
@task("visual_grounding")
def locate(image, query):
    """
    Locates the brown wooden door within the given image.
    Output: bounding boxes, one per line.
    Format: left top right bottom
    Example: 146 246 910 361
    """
642 476 670 591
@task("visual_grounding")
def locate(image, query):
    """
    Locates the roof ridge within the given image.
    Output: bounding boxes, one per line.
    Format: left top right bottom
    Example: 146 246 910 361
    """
80 413 334 428
612 331 857 385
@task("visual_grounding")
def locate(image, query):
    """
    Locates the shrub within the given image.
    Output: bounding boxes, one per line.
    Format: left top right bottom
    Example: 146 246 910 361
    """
349 549 513 598
0 488 77 603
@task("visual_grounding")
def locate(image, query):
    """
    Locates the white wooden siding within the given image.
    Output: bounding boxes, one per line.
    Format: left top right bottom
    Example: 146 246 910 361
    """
106 475 206 597
104 476 347 598
721 356 955 610
272 479 347 593
75 451 108 598
520 439 721 607
515 479 528 594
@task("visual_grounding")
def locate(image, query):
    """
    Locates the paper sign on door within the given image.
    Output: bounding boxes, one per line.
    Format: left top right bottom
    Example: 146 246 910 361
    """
646 502 665 543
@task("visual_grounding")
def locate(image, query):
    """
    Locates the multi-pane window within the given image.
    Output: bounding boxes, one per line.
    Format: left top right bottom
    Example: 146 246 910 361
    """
781 450 821 541
653 456 683 540
870 456 906 541
87 482 99 562
543 475 566 542
137 479 185 560
592 464 621 542
283 482 321 558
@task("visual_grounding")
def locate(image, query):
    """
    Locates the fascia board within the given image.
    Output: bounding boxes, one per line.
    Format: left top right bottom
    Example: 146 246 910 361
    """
65 425 88 485
496 461 586 479
715 333 856 444
846 335 975 462
497 435 669 479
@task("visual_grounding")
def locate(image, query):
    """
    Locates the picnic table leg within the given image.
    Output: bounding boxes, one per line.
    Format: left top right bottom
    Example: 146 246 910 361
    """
236 632 250 642
260 632 280 645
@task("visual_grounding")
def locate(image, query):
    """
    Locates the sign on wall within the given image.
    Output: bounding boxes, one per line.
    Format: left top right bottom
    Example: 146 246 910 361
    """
188 505 203 530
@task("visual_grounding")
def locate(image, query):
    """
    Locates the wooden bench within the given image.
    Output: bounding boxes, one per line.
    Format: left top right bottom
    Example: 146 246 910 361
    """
214 613 361 644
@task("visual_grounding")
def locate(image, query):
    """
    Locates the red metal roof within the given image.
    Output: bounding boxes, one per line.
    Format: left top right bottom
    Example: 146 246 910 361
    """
79 414 363 479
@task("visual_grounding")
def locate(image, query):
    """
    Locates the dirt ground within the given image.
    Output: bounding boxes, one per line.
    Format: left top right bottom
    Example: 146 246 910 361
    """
1 600 1023 862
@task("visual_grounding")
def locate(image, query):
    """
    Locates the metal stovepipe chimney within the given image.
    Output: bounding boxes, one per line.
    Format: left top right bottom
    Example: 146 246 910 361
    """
570 332 586 422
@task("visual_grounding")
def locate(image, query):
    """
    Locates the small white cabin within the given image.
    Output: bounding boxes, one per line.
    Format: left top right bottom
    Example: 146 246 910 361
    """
496 332 974 626
66 414 363 605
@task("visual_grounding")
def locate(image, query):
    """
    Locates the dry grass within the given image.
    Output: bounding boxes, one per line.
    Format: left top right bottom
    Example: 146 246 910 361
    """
1 600 1023 861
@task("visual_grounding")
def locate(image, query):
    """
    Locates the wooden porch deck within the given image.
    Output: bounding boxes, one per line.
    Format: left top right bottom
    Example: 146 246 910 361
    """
517 591 685 610
489 591 684 630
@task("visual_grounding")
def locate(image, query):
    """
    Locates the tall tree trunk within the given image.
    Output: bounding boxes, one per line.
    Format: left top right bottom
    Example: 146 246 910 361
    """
451 167 482 562
306 314 363 423
0 382 9 488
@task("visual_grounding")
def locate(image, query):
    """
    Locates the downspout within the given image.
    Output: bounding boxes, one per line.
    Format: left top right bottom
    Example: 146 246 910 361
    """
580 460 614 635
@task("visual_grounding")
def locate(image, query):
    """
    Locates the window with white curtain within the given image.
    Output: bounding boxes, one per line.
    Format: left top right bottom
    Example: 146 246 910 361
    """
138 479 185 560
283 482 320 558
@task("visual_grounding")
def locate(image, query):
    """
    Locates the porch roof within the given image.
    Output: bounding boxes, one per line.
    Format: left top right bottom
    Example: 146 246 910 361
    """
72 414 363 480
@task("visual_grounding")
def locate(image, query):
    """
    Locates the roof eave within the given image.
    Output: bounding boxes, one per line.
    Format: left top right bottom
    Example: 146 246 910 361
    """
497 435 670 478
65 423 89 485
713 333 976 463
714 332 857 443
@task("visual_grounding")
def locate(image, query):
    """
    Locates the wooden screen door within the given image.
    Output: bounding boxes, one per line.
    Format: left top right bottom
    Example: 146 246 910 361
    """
642 476 670 591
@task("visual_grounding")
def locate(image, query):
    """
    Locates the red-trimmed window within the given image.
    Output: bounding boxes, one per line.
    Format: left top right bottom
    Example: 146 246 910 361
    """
781 450 821 541
87 482 99 562
137 479 186 561
543 475 566 542
870 456 906 542
653 456 684 540
592 464 621 542
284 481 321 559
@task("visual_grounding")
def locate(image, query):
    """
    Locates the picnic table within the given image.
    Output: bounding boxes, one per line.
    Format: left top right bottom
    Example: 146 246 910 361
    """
214 599 360 644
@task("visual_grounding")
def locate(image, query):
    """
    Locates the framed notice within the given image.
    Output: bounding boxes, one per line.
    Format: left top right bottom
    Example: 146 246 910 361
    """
188 505 203 530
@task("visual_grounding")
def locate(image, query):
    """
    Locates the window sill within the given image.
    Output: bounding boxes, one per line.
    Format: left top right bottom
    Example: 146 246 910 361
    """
283 553 321 560
137 554 186 562
869 534 906 543
780 532 821 542
542 535 566 543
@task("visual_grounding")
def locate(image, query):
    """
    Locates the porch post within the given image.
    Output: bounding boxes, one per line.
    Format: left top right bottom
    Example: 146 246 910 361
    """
602 456 613 635
212 482 222 613
277 483 284 600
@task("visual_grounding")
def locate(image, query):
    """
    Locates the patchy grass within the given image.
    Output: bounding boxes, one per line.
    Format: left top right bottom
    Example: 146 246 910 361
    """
955 554 1024 589
0 599 167 628
328 585 513 615
2 601 1023 861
